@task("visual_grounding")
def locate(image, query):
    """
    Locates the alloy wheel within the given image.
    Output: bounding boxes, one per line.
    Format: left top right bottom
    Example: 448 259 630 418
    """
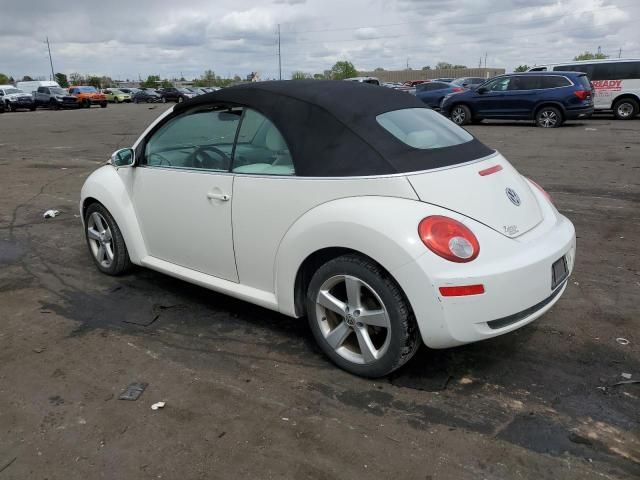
539 110 558 127
315 275 391 365
86 212 114 268
451 107 466 124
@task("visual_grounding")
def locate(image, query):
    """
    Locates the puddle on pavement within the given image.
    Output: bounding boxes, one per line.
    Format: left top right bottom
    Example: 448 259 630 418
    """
0 239 25 265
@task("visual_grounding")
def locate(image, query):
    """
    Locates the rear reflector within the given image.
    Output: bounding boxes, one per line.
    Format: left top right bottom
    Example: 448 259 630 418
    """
439 285 485 297
478 165 503 176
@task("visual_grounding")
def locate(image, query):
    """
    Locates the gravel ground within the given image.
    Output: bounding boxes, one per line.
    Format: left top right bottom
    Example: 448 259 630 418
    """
0 104 638 479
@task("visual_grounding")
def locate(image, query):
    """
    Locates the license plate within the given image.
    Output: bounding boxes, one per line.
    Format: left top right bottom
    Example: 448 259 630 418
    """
551 256 569 290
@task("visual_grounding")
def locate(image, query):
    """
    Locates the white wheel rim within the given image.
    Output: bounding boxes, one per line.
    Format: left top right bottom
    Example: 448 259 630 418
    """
315 275 391 365
87 212 114 268
452 107 465 124
617 103 633 118
539 110 558 127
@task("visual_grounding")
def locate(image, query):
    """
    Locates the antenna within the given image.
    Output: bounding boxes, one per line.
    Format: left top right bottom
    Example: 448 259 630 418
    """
277 24 282 80
46 37 55 81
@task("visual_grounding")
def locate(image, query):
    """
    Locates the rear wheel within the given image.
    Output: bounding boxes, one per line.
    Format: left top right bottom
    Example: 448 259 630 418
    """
450 104 471 125
536 106 563 128
613 98 638 120
84 203 132 276
100 102 107 108
306 254 421 378
6 102 12 112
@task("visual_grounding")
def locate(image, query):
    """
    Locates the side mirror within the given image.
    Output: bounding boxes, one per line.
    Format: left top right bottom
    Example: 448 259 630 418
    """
111 148 135 168
477 87 488 94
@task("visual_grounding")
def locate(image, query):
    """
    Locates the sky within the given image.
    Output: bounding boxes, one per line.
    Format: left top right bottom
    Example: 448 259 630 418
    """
0 0 638 81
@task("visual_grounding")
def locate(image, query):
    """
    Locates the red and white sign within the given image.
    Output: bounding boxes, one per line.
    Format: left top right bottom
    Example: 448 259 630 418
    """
592 80 622 91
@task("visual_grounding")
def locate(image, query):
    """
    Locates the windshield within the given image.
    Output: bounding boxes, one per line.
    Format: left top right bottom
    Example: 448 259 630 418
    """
376 108 474 150
178 88 193 93
4 88 21 94
50 87 67 95
75 86 97 93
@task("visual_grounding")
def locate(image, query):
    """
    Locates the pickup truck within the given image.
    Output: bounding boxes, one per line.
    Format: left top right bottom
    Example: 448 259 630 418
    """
0 85 36 111
34 86 79 109
68 86 107 108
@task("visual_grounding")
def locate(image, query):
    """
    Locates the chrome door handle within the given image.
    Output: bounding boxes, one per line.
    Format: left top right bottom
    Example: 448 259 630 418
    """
206 192 231 201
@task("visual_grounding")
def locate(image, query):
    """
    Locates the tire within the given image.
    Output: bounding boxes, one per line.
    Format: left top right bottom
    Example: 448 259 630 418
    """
84 203 132 276
613 98 638 120
450 104 471 125
50 100 60 110
83 99 91 108
100 102 107 108
177 96 184 103
536 106 563 128
134 98 139 104
30 105 36 111
115 98 120 104
6 102 12 112
306 254 421 378
162 97 167 103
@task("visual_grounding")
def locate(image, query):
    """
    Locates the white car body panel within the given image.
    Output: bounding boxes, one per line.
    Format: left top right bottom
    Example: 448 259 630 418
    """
81 102 576 351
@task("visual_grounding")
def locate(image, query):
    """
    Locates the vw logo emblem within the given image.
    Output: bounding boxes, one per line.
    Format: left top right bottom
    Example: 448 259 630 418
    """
505 187 521 206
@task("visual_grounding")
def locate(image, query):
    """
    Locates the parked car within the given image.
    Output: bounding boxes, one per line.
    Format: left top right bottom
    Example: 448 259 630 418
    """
68 86 108 108
33 85 79 109
0 85 36 111
442 72 594 128
415 81 466 109
187 87 208 96
80 80 575 378
433 78 454 83
158 87 196 103
403 80 428 87
450 77 487 89
529 58 640 119
103 89 132 103
119 88 141 95
132 89 164 103
344 76 380 85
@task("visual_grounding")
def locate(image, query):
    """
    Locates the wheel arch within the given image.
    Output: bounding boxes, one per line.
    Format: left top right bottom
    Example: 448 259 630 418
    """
533 101 566 119
80 166 147 264
612 92 640 104
274 197 433 318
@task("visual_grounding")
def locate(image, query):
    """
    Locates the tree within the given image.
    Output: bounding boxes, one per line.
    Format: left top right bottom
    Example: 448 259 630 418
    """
69 72 84 85
421 66 431 71
291 71 311 80
55 73 69 87
160 79 172 88
21 75 34 81
140 75 161 88
0 73 9 84
374 67 385 72
452 64 467 69
313 73 326 80
573 51 608 61
86 76 102 88
329 61 357 80
435 62 453 70
514 65 529 72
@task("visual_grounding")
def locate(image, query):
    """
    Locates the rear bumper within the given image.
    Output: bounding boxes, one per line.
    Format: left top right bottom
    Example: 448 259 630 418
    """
565 106 593 119
393 205 576 349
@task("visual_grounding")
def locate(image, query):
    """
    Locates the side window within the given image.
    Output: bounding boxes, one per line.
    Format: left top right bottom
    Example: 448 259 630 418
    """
231 109 295 176
528 67 546 71
486 77 510 91
144 108 242 171
541 76 571 88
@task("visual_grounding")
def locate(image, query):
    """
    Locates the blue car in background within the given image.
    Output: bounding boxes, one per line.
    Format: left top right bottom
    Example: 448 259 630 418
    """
415 81 465 109
441 71 594 128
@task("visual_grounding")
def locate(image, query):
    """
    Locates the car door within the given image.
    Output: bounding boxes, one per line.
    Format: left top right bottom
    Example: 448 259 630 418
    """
132 105 243 282
503 76 539 118
474 76 512 117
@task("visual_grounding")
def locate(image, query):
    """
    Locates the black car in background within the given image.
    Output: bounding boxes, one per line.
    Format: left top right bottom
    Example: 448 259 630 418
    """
158 87 196 103
132 89 165 103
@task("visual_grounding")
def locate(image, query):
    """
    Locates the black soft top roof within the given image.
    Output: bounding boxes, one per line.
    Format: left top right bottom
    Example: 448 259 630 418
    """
175 80 493 177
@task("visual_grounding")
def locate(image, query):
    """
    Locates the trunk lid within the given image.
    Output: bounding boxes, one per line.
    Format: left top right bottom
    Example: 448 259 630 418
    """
407 153 543 238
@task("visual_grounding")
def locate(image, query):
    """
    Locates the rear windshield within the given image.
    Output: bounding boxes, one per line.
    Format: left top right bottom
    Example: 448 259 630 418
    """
376 108 473 150
576 74 591 89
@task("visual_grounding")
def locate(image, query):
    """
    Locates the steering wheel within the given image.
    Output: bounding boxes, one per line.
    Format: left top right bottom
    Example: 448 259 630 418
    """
149 152 172 167
187 145 231 170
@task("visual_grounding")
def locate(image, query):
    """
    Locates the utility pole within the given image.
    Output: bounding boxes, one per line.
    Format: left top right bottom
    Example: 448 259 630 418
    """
618 47 622 58
406 57 409 70
478 57 482 68
277 24 282 81
484 52 488 69
597 45 602 55
46 37 55 81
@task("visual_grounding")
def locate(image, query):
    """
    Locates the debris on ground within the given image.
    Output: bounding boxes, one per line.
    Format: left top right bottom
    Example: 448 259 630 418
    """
0 457 17 474
621 373 632 380
612 380 640 387
616 337 630 345
32 347 46 353
118 382 148 401
43 209 60 219
151 401 166 410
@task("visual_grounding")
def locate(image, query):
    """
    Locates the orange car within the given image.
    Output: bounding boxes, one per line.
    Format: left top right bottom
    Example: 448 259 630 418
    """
68 86 107 108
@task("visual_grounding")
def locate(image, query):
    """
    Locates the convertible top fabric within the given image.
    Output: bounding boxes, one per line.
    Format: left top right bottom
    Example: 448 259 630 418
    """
174 80 494 177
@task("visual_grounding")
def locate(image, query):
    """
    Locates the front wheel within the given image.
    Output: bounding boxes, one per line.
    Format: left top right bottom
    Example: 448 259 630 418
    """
84 203 132 275
306 254 421 378
450 104 471 125
100 102 107 108
536 106 563 128
613 98 638 120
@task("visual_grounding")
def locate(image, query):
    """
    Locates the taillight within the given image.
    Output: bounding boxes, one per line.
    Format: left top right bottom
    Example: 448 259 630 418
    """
452 87 464 92
574 90 590 101
418 216 480 263
528 178 553 204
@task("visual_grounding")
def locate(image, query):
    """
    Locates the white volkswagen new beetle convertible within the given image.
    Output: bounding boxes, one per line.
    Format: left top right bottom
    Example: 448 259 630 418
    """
80 81 576 377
